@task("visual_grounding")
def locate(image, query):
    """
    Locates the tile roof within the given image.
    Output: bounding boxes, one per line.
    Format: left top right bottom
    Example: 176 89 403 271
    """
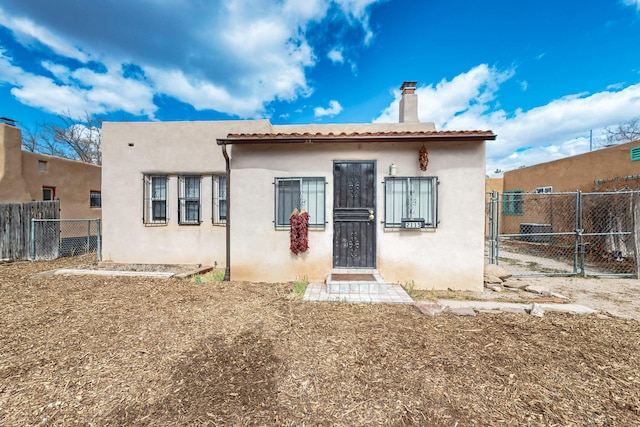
218 130 496 144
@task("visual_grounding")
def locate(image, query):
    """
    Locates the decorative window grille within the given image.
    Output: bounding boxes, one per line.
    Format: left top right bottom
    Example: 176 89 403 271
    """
143 175 168 224
503 189 524 215
178 175 201 225
90 190 102 208
384 176 438 228
213 175 227 224
274 177 326 229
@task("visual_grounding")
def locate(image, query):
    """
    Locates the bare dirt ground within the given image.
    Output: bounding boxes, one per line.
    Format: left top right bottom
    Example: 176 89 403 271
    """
1 256 640 426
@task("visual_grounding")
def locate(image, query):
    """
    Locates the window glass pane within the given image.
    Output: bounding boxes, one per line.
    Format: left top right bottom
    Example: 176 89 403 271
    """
302 178 325 226
152 177 166 200
179 175 200 224
153 200 167 221
185 200 199 221
384 177 437 228
385 179 406 226
145 175 168 224
90 191 102 208
277 179 301 226
275 177 325 228
43 187 54 201
415 179 433 223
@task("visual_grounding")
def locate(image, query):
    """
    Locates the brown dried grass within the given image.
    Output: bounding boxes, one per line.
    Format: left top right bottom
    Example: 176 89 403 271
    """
1 256 639 425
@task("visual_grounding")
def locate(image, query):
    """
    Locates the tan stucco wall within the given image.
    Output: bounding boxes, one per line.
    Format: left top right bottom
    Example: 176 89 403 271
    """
100 120 272 266
102 119 487 291
0 123 31 201
0 123 101 219
230 140 486 291
503 139 640 193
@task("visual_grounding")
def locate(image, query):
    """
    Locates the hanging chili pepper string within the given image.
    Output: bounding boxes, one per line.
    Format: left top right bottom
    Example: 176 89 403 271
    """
289 208 309 254
419 145 429 171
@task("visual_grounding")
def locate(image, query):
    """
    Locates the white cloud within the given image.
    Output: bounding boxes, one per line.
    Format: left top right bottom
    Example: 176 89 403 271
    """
373 65 640 176
314 100 343 118
334 0 385 44
622 0 640 11
0 51 156 117
0 1 384 119
0 9 88 62
328 48 344 63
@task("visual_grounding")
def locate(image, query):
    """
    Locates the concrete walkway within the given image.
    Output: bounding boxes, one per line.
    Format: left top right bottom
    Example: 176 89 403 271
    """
303 269 414 304
303 282 414 303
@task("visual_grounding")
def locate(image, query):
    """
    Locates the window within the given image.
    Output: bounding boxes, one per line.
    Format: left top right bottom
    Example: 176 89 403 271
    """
384 177 438 228
631 146 640 161
213 175 227 224
179 175 201 225
143 175 168 224
90 190 102 208
42 186 55 201
535 186 552 194
503 190 524 215
38 160 47 171
274 177 325 229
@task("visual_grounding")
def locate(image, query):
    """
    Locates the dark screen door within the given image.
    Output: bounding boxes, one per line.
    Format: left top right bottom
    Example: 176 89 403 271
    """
333 161 376 268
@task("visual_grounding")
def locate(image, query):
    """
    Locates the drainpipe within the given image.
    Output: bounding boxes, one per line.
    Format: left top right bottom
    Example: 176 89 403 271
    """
221 143 231 281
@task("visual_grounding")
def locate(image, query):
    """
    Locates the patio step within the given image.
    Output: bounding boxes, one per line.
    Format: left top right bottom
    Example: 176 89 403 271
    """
326 269 387 294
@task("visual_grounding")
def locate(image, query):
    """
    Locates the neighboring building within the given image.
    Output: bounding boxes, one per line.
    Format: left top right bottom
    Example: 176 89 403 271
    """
503 139 640 193
0 120 102 219
101 82 496 290
499 139 640 238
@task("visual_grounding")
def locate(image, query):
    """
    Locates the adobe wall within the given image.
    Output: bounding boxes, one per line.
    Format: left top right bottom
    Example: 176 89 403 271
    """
0 123 102 219
503 139 640 193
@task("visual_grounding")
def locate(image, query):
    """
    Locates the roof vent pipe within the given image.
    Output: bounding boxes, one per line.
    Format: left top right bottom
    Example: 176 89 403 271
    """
399 81 419 123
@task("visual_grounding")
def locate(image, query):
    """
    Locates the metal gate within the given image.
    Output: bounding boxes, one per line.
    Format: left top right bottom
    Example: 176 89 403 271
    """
486 190 639 277
333 161 376 268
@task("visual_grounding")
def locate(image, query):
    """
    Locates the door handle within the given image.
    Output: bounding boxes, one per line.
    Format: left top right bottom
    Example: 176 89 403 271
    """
369 209 374 221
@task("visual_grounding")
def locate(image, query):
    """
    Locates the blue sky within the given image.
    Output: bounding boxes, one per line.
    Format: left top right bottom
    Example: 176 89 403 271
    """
1 0 640 175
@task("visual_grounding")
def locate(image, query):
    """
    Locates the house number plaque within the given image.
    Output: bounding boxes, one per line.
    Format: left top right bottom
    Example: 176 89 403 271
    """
401 218 425 229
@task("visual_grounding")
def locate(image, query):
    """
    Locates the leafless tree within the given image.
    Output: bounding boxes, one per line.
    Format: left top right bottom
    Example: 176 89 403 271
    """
604 116 640 145
22 112 102 165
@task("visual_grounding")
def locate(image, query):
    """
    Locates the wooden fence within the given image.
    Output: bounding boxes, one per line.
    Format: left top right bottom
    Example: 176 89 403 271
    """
0 200 59 261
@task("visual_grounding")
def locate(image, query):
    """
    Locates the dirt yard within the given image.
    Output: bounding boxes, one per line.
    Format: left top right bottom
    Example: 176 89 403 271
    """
1 257 640 426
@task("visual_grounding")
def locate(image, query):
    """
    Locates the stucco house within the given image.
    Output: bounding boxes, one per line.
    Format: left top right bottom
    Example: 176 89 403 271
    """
0 119 102 219
101 82 496 290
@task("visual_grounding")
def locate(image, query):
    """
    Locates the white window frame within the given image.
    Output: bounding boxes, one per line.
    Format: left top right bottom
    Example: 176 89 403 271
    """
384 176 438 228
213 175 227 224
178 175 201 225
274 177 326 230
143 175 168 224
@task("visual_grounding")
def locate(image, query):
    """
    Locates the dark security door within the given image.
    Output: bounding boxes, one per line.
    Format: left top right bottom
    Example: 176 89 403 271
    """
333 161 376 268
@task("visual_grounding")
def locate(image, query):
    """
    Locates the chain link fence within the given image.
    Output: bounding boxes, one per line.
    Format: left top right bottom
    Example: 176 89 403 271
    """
486 190 639 277
30 218 101 261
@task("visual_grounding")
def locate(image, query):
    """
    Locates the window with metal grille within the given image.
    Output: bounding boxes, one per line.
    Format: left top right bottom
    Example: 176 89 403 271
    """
178 175 201 225
503 190 524 215
384 176 438 228
90 190 101 208
274 177 326 229
213 175 227 224
143 175 168 224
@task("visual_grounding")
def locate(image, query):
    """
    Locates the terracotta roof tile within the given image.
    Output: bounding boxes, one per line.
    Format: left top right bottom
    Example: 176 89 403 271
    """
225 130 495 139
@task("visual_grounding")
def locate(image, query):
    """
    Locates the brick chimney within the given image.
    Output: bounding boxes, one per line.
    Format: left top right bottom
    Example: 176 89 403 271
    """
399 81 419 123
